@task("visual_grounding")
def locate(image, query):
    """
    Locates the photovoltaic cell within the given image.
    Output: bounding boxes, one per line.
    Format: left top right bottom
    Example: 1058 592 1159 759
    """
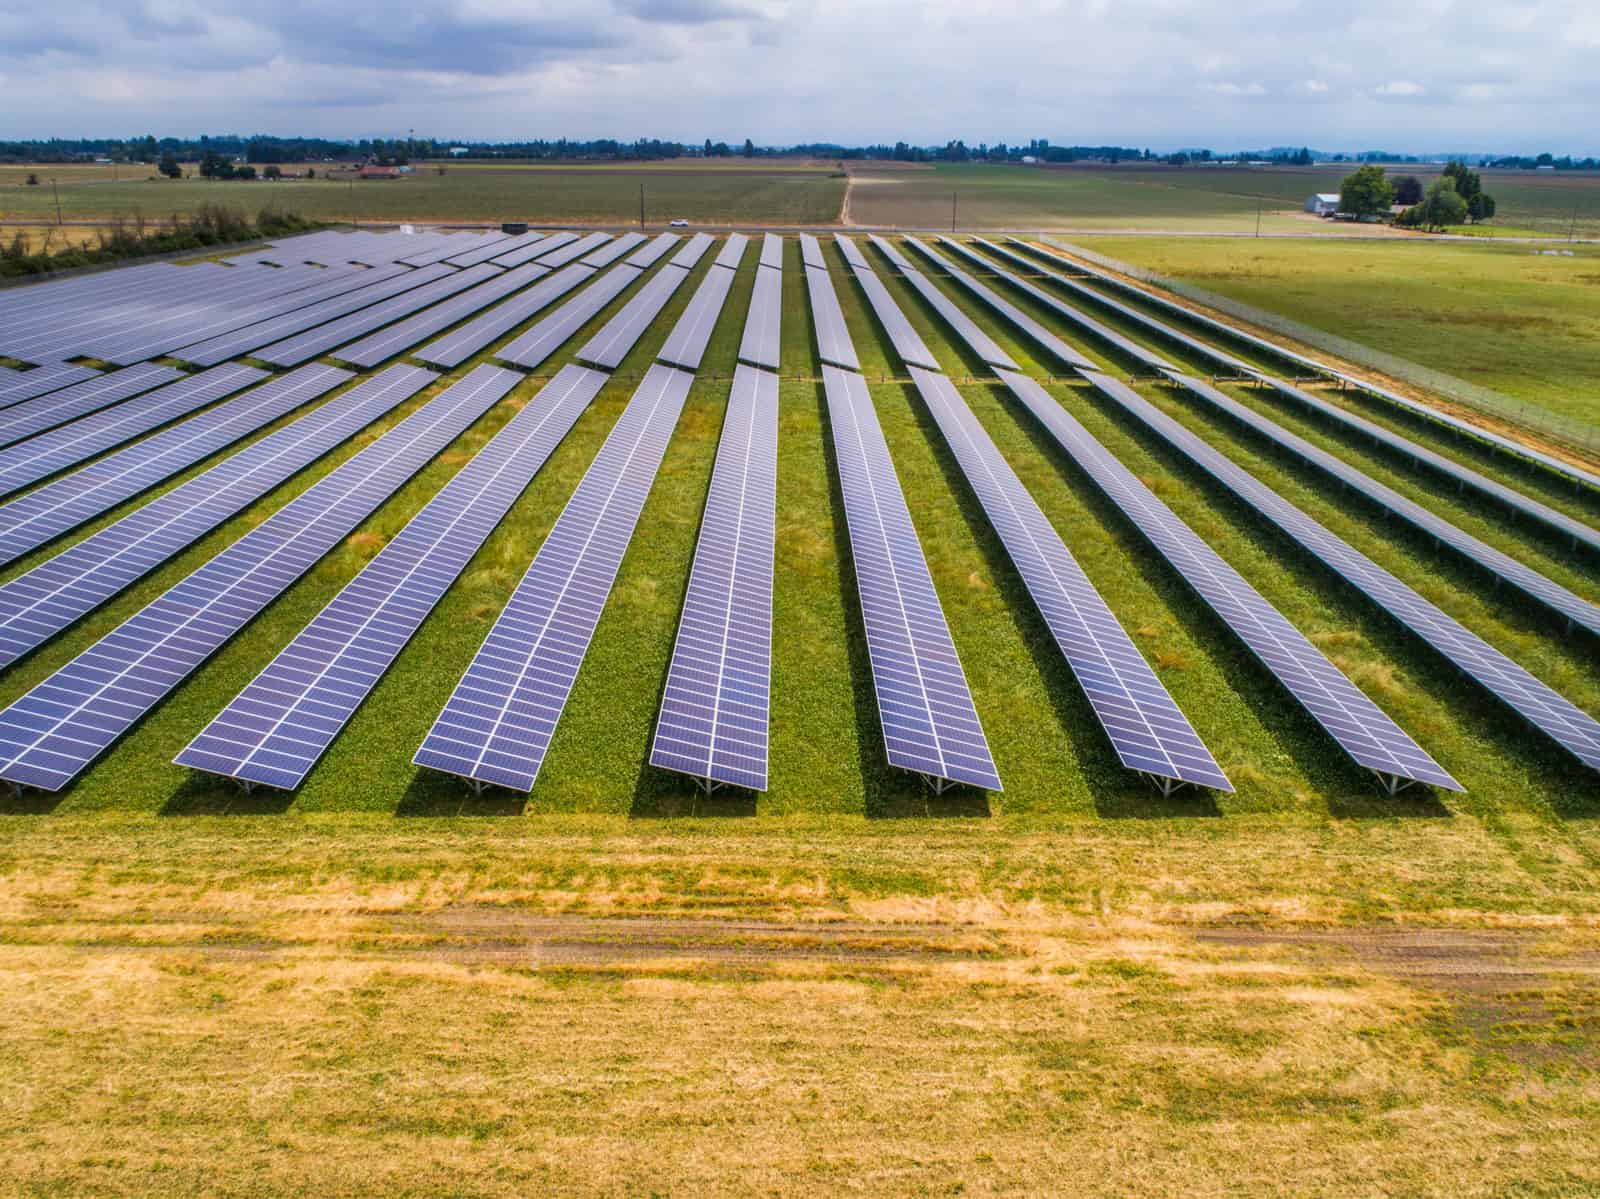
0 363 267 501
714 233 749 271
0 364 101 409
1164 373 1600 638
531 232 611 269
650 364 777 790
496 264 644 370
1000 369 1460 793
820 365 1000 791
577 264 692 369
799 234 826 270
579 233 646 268
447 231 543 268
892 262 1019 371
0 364 502 793
0 363 180 449
417 263 597 369
804 266 858 371
492 232 577 268
0 363 351 569
626 233 680 269
759 234 783 270
0 365 435 671
657 264 737 371
414 363 694 793
738 266 782 371
1084 369 1600 773
849 265 941 371
176 365 608 790
834 234 871 270
670 232 715 269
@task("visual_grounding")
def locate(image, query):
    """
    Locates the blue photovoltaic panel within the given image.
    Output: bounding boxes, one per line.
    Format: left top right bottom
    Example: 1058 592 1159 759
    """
0 365 503 793
255 264 500 367
416 263 598 369
492 232 575 268
714 233 749 271
496 264 644 370
911 238 1097 370
0 363 266 501
820 365 1000 791
448 231 543 268
799 234 826 270
579 232 646 268
834 235 871 270
626 233 681 269
0 364 101 409
176 365 607 790
891 260 1019 371
1165 373 1600 639
909 367 1231 793
670 232 715 269
331 261 552 368
759 234 783 270
0 362 180 449
657 264 737 371
530 232 610 269
173 262 461 366
0 365 434 670
738 266 782 371
650 363 777 791
577 264 692 369
1000 369 1460 793
414 363 694 793
804 266 858 371
401 232 512 268
1084 370 1600 773
866 235 916 273
849 265 941 371
0 363 351 569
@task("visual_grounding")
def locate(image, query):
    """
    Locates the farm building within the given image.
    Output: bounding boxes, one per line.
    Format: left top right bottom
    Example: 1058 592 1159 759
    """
358 164 402 179
1305 193 1340 216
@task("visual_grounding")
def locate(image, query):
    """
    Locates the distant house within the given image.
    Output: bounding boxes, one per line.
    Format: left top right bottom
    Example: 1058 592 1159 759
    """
1020 155 1038 164
449 146 470 157
359 164 402 180
1305 193 1340 216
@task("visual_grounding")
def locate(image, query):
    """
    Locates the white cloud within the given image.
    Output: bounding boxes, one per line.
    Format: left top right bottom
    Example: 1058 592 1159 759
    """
1376 80 1427 96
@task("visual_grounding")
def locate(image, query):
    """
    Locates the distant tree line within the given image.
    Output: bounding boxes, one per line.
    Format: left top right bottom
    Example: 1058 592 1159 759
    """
1 204 315 278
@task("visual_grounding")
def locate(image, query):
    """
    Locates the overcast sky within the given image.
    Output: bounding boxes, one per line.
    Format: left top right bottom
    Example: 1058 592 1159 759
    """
1 0 1594 152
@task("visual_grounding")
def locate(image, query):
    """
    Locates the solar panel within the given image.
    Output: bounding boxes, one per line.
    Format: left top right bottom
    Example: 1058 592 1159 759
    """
657 264 737 371
0 364 351 569
400 231 513 268
0 363 180 449
804 267 859 371
834 235 871 270
531 232 612 269
0 363 267 500
579 233 646 268
738 266 782 371
908 367 1230 793
0 365 434 671
0 364 101 408
416 263 597 369
889 261 1019 371
759 234 783 270
447 231 543 268
849 265 941 371
1164 373 1600 639
820 365 1000 791
714 233 750 271
670 232 716 269
626 233 681 269
496 264 644 370
999 369 1460 793
255 264 500 368
331 261 552 368
577 264 692 370
799 234 826 270
414 363 694 793
865 235 916 273
0 364 503 793
176 365 608 790
175 262 461 367
650 363 777 791
1083 370 1600 773
491 232 574 268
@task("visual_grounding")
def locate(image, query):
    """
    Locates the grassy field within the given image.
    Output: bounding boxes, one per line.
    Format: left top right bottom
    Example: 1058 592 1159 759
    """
847 162 1600 236
0 161 846 227
1064 235 1600 429
1 229 1598 1194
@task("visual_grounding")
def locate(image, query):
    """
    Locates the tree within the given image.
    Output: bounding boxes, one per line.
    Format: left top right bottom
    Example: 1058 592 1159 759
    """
262 164 281 180
1468 192 1496 222
742 138 755 158
24 172 39 186
1442 160 1495 223
1411 177 1469 230
1338 164 1394 218
1393 175 1423 206
158 153 182 179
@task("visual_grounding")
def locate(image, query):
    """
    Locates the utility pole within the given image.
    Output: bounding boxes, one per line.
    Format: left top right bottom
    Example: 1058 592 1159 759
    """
1570 201 1581 243
639 183 645 230
1255 197 1262 238
349 177 356 229
51 178 62 226
951 191 957 233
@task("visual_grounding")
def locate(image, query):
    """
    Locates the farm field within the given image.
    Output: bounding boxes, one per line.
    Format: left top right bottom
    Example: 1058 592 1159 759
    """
1 227 1598 1195
1066 235 1600 431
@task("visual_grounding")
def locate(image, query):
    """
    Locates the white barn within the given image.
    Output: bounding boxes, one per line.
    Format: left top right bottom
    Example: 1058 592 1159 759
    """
1305 193 1340 216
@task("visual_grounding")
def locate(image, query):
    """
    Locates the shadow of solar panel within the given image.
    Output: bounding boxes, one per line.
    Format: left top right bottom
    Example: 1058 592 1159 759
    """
1002 369 1459 794
658 265 737 371
650 363 777 792
820 365 1000 792
177 365 606 791
0 364 503 794
0 363 351 569
804 267 858 371
414 363 694 794
738 266 782 371
910 367 1230 794
1084 369 1600 774
577 264 691 369
496 264 644 370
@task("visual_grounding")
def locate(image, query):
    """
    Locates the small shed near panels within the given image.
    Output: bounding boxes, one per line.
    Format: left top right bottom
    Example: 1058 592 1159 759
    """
1305 193 1340 216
